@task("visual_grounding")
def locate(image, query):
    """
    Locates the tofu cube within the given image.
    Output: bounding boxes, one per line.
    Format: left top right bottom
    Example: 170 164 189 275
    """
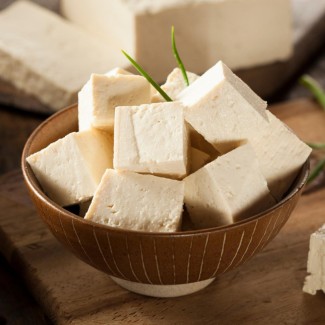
61 0 292 82
184 143 276 229
78 71 151 131
151 68 199 103
0 1 126 111
178 61 310 200
250 111 312 201
178 61 268 154
27 130 113 206
114 102 189 178
85 170 184 232
303 225 325 295
189 147 210 174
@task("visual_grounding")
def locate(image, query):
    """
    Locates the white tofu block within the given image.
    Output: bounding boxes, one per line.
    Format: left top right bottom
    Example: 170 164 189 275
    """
178 61 268 154
303 225 325 295
0 1 125 111
184 143 276 229
250 111 312 201
61 0 293 82
180 61 310 200
151 68 199 103
27 130 113 206
78 72 151 131
189 147 210 174
114 102 188 178
85 169 184 232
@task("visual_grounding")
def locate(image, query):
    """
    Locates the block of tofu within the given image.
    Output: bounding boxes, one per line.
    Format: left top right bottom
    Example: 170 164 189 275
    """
249 111 312 201
114 102 189 178
85 169 184 232
0 1 125 111
303 225 325 295
178 61 268 154
78 71 151 131
179 61 311 201
27 130 113 206
151 68 199 103
61 0 293 82
184 143 275 229
189 147 210 174
78 67 131 131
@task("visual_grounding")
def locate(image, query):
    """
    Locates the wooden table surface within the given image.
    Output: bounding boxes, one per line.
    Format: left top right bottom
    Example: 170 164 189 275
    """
0 47 325 324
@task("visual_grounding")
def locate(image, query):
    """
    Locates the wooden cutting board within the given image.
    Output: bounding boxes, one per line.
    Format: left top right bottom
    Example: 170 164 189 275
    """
0 99 325 325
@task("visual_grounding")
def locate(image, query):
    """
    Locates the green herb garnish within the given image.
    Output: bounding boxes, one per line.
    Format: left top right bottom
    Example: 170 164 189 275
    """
307 158 325 184
122 50 173 102
300 75 325 111
171 26 189 87
307 142 325 150
300 75 325 184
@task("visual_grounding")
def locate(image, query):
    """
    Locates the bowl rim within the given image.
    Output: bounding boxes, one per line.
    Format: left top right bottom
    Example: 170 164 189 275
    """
22 104 310 237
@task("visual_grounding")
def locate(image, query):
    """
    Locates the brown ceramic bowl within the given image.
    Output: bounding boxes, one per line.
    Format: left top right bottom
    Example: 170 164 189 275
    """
22 104 309 298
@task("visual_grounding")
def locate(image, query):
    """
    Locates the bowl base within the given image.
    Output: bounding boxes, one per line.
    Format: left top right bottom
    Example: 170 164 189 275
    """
110 276 215 298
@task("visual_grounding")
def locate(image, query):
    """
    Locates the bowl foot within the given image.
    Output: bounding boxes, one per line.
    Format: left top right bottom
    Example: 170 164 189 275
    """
110 276 215 298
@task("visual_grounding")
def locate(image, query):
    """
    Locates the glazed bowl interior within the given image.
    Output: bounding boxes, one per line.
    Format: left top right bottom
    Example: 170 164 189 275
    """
21 104 309 295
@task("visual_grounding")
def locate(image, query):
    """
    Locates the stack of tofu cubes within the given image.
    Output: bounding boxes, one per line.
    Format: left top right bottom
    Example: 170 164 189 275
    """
27 62 311 232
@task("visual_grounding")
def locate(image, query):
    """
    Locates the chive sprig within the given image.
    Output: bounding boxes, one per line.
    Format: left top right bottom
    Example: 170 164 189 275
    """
122 50 172 102
307 142 325 150
171 26 189 86
300 75 325 184
307 158 325 184
300 75 325 111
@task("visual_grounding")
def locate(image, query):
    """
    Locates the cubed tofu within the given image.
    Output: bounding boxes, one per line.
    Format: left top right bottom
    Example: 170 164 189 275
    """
27 130 113 206
151 68 199 103
303 225 325 295
85 169 184 232
0 1 125 111
184 143 275 229
178 61 268 154
61 0 293 82
114 102 189 178
78 70 151 131
189 147 210 174
250 111 312 201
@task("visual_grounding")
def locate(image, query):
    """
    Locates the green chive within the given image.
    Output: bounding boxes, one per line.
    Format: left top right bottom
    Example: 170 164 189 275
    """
307 157 325 184
122 50 173 102
307 142 325 150
300 75 325 111
171 26 189 87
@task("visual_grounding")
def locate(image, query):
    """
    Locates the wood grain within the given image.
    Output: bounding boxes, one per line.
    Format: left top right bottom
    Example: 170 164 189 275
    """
0 98 324 324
